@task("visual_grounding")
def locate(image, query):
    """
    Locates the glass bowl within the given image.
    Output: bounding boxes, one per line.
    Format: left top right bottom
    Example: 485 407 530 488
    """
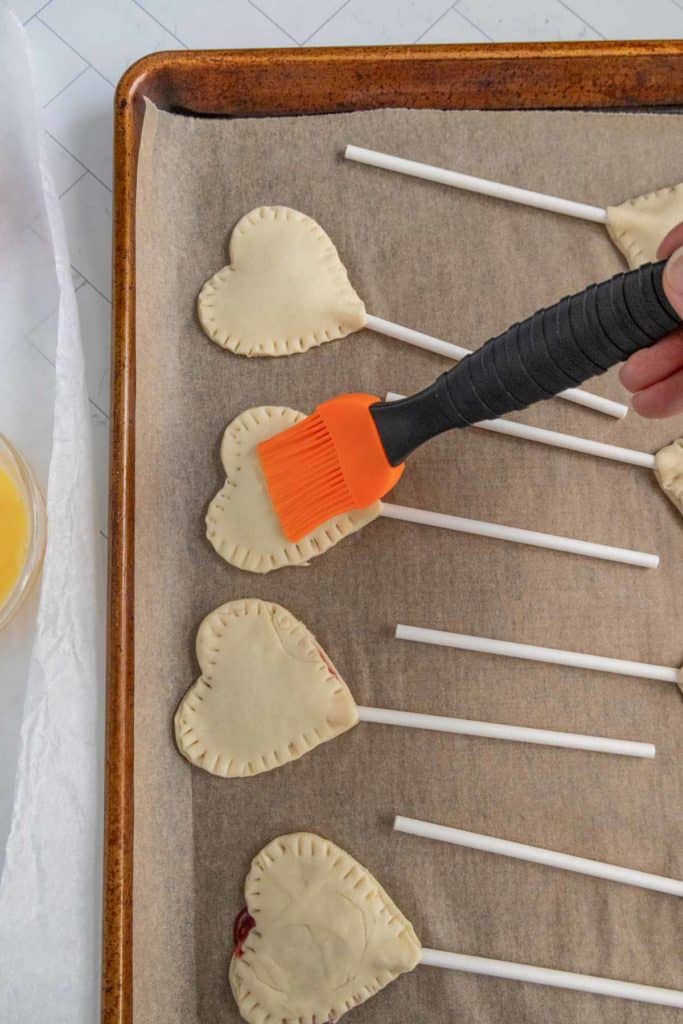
0 435 47 630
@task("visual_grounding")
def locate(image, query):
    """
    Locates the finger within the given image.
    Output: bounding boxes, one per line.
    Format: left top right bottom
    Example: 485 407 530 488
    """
631 366 683 418
657 223 683 259
662 245 683 319
619 333 683 392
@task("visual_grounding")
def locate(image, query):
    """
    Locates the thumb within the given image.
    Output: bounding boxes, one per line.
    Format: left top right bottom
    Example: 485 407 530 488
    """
663 246 683 319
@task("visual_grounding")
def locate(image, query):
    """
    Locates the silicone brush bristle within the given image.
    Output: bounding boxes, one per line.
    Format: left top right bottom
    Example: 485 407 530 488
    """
258 412 356 540
258 393 405 542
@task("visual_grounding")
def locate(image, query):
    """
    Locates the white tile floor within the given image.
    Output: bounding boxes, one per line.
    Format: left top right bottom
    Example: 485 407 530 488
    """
16 0 683 539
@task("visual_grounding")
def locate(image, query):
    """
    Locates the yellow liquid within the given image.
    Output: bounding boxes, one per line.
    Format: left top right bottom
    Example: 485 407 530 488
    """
0 467 29 608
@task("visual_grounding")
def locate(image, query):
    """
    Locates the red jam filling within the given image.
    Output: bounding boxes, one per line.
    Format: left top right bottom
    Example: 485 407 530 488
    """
316 644 340 680
232 906 256 958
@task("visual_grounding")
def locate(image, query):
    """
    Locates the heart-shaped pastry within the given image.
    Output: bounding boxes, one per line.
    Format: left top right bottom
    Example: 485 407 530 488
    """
174 599 358 777
206 406 380 574
607 184 683 268
198 206 367 356
655 437 683 517
230 832 422 1024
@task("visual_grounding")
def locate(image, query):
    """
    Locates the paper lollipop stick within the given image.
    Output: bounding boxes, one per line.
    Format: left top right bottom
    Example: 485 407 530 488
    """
346 144 607 221
345 144 683 269
357 706 652 758
386 392 654 469
393 815 683 897
395 624 680 685
197 206 625 419
230 832 683 1024
206 407 658 575
389 389 664 537
379 503 657 568
174 599 654 780
418 949 683 1008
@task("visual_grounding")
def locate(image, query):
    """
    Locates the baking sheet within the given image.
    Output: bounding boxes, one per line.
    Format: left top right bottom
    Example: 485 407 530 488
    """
134 101 683 1023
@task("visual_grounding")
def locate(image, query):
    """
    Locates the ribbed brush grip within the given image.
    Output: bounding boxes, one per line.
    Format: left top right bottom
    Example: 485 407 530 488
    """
443 260 680 425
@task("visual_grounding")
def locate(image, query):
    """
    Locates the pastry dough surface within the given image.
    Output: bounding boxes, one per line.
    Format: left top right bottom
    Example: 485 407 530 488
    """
174 599 358 778
206 406 380 574
655 437 683 517
230 832 422 1024
197 206 367 356
606 184 683 268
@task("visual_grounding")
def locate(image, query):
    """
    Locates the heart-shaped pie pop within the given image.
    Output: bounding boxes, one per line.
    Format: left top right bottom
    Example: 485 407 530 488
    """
197 206 367 356
197 206 623 420
229 832 683 1021
654 437 683 517
606 185 683 268
174 599 358 777
175 597 654 777
206 406 380 574
205 405 654 576
230 832 422 1024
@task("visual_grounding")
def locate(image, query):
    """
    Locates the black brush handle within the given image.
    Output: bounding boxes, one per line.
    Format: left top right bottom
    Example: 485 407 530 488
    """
372 260 681 465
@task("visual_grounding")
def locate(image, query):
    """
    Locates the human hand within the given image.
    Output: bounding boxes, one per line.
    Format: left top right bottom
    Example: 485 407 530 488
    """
619 224 683 417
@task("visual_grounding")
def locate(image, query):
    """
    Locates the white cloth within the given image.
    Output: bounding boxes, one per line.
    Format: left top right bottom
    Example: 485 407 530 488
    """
0 6 101 1021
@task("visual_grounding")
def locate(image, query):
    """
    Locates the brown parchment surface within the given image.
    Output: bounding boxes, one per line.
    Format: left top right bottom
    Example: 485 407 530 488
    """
133 101 683 1024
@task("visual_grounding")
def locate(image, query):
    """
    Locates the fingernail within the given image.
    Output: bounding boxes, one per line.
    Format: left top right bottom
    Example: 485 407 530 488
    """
664 246 683 301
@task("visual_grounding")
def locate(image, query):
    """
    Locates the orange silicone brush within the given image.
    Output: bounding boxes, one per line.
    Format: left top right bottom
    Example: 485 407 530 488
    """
259 393 404 541
258 261 680 542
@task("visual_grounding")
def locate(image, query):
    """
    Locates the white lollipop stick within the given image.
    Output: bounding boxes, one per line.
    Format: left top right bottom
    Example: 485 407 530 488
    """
380 503 658 569
395 624 678 684
367 315 628 420
419 948 683 1008
394 816 681 896
345 144 608 224
368 315 471 362
357 707 653 758
386 393 654 469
